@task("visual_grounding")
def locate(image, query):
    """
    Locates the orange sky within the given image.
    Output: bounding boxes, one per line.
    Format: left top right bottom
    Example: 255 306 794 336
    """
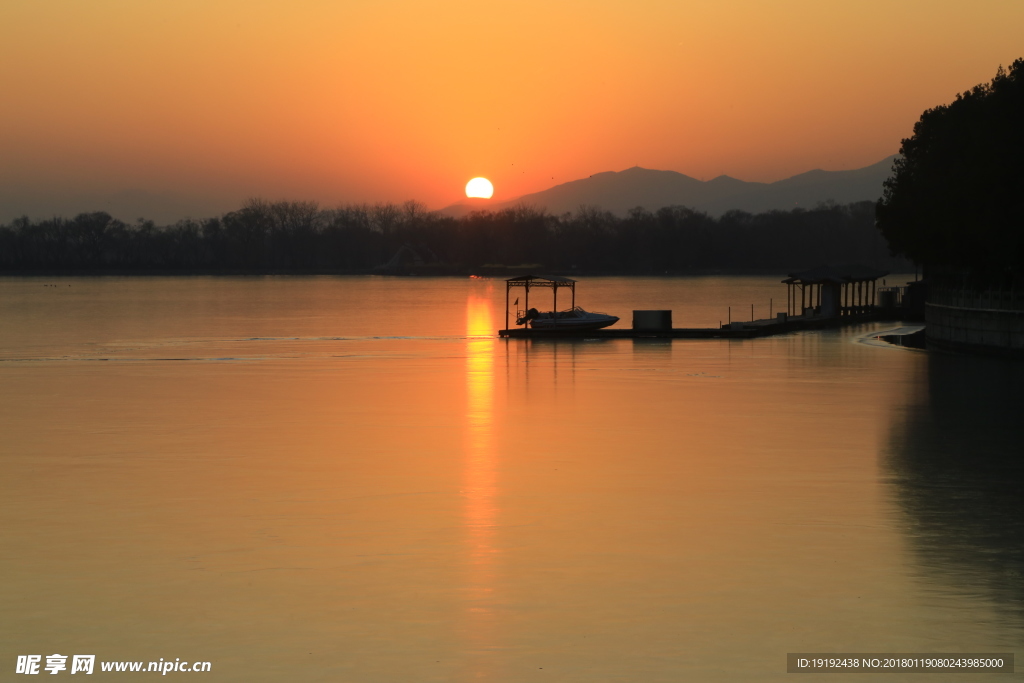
1 0 1022 222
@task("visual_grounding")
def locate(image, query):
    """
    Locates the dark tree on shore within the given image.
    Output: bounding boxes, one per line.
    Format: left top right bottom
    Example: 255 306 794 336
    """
876 59 1024 274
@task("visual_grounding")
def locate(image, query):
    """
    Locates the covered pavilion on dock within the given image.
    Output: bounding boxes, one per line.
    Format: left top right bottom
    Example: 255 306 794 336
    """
504 275 576 331
783 265 888 318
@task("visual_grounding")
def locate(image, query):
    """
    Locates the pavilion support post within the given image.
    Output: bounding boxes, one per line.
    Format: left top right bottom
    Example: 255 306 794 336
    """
553 286 558 326
505 281 510 331
801 285 805 314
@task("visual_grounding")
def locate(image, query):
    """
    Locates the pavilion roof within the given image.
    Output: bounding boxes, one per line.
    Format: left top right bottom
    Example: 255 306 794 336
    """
782 265 889 285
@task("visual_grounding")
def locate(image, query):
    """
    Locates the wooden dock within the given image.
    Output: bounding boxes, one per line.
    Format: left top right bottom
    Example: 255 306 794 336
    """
498 311 893 339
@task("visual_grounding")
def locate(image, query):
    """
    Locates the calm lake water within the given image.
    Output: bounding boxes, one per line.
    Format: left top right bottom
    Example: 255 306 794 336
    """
1 275 1021 682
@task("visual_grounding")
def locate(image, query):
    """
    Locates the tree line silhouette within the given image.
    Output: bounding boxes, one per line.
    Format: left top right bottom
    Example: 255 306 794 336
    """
877 58 1023 287
0 198 905 273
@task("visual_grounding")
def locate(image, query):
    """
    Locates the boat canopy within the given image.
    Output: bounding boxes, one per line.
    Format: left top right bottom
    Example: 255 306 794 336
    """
504 275 577 330
505 274 576 287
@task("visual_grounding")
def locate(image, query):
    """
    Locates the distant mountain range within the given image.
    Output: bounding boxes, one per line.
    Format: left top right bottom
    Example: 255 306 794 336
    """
440 155 897 218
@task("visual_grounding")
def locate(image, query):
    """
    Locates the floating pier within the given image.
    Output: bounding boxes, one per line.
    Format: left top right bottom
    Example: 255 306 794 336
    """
498 268 906 339
498 310 892 339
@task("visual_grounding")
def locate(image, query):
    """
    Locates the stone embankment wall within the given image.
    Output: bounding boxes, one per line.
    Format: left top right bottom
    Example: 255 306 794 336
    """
926 288 1024 356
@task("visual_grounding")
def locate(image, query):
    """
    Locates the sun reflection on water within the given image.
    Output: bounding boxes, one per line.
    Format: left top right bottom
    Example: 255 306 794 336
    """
463 292 499 673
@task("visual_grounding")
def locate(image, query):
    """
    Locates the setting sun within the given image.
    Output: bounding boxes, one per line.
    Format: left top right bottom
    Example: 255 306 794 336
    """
465 177 494 199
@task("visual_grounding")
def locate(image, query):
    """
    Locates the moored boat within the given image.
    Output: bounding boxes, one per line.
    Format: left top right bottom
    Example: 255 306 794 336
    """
517 306 619 331
503 275 620 334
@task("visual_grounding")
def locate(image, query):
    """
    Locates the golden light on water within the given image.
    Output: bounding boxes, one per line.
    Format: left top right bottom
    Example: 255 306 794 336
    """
6 277 1022 679
463 292 498 674
464 292 496 562
465 178 494 199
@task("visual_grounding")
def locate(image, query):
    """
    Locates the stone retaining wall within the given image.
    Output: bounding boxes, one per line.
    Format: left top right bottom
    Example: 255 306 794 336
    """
926 289 1024 355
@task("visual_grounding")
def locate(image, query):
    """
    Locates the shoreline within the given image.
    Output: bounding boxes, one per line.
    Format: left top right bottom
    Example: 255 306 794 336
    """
0 267 902 278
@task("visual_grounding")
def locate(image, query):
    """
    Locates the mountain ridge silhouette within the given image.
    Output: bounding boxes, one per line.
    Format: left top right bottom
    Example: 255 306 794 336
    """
440 155 897 218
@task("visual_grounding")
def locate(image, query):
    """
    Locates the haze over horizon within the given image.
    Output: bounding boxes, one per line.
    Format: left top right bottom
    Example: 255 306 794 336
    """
2 1 1022 223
